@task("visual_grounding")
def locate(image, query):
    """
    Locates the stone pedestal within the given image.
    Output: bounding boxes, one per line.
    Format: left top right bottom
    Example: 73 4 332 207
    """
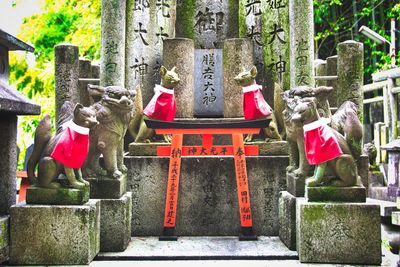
306 186 366 203
99 192 132 252
86 174 127 199
278 191 298 251
0 216 9 264
26 185 90 205
297 199 381 265
286 172 305 197
9 200 100 265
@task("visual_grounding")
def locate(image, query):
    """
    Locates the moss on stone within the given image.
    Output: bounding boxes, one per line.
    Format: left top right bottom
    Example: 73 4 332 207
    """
177 0 196 39
0 221 7 248
238 0 247 38
302 205 324 222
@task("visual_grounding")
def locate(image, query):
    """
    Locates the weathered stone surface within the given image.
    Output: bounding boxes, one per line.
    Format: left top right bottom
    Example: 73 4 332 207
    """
358 154 370 192
86 173 127 199
91 63 100 78
369 186 396 202
26 185 90 205
10 200 100 265
79 58 92 78
163 38 195 118
100 0 125 87
366 198 398 217
337 40 364 120
392 211 400 226
289 0 314 88
126 156 288 236
0 115 17 215
278 191 297 251
100 192 132 252
194 49 224 117
0 216 9 264
314 59 327 87
0 80 41 115
55 43 79 123
326 55 338 107
79 78 100 107
306 186 366 202
223 38 253 118
129 142 169 156
255 141 288 155
297 200 381 264
286 172 305 197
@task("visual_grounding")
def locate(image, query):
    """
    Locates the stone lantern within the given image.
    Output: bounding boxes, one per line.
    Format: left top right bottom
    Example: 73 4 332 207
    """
381 138 400 198
0 29 39 263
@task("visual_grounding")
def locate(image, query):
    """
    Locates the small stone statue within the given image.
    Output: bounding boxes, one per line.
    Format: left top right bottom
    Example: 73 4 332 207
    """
83 85 135 179
131 65 180 143
233 66 281 142
27 102 98 189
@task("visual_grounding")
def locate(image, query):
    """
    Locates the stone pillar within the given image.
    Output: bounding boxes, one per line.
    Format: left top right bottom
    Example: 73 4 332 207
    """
78 58 93 107
326 55 338 107
0 115 17 215
289 0 314 88
91 63 100 78
337 40 364 119
163 38 195 118
126 0 176 106
100 0 126 87
79 58 92 78
315 59 327 87
223 38 253 118
55 43 79 122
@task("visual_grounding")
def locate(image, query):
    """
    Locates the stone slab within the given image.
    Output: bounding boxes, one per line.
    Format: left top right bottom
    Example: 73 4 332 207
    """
392 211 400 226
98 236 298 260
306 186 366 203
278 191 298 251
9 200 100 265
87 173 127 199
100 192 132 252
26 185 90 205
125 156 288 236
129 142 169 156
366 198 398 217
0 216 9 264
369 186 396 202
287 172 305 197
297 200 381 265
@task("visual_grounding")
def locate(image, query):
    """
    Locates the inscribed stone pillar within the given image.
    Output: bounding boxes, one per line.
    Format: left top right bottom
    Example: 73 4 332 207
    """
337 40 364 120
101 0 126 87
223 38 253 118
163 38 194 118
326 55 338 107
126 0 176 106
289 0 314 88
55 43 79 123
0 115 17 215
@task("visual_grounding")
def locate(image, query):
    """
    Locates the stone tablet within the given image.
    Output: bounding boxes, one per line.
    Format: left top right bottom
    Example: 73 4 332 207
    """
194 49 223 117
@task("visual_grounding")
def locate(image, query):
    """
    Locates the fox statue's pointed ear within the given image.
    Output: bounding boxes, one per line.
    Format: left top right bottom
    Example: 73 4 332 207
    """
73 103 83 117
160 66 167 76
242 67 246 72
250 66 257 78
171 66 176 72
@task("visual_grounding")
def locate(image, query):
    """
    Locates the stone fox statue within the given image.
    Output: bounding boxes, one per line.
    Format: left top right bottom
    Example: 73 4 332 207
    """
83 85 135 179
288 96 363 187
233 65 281 142
27 102 98 189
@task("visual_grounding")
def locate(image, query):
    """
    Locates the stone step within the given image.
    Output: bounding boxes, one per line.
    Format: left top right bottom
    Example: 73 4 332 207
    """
97 236 298 260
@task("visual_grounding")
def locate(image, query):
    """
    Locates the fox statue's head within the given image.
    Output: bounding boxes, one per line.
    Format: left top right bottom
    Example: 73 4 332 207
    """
73 103 98 129
160 66 180 89
234 66 257 87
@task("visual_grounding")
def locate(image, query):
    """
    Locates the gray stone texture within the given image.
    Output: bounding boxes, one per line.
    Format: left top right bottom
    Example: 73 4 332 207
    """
100 0 126 87
126 0 176 106
326 55 338 107
306 186 366 203
0 115 17 215
223 38 253 118
9 200 100 265
314 59 327 87
125 155 288 236
286 172 305 197
55 43 79 123
163 38 195 118
297 200 381 265
289 0 315 88
25 185 90 205
0 80 41 115
358 154 370 193
0 45 9 83
86 173 127 199
91 63 100 78
337 40 364 120
194 49 224 117
369 186 396 202
100 192 132 252
79 58 92 78
278 191 297 251
366 198 398 217
0 216 9 264
176 0 238 49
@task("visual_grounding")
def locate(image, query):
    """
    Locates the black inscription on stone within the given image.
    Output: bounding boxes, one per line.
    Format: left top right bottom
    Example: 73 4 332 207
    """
135 22 149 46
130 57 148 79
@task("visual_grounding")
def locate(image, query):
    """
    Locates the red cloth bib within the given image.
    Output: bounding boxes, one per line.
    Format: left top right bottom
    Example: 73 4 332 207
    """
143 85 176 121
51 121 90 169
242 84 272 120
303 119 343 165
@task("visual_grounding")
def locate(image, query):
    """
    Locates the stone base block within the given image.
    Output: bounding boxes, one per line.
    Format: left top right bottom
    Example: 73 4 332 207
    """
100 192 132 252
247 141 288 156
287 172 305 197
10 200 100 265
369 186 396 202
278 191 298 251
26 185 90 205
297 200 381 264
0 216 9 264
87 173 127 199
129 142 168 156
306 186 366 202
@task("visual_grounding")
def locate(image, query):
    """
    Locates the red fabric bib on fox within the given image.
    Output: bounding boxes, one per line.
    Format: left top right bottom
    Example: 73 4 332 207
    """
143 85 176 121
51 120 90 168
303 118 343 165
242 84 272 120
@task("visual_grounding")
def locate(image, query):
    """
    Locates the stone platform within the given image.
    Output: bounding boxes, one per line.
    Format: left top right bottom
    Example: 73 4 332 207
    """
0 216 8 263
26 185 90 205
86 173 127 199
125 156 288 236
